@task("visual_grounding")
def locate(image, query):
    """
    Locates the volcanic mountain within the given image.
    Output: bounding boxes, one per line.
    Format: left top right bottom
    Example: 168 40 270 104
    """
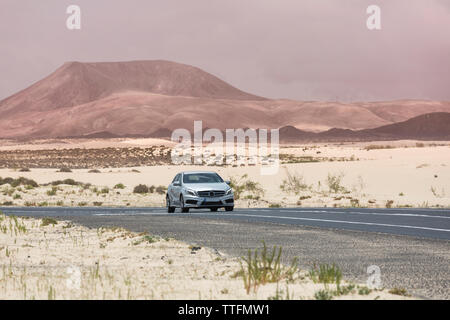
0 60 449 140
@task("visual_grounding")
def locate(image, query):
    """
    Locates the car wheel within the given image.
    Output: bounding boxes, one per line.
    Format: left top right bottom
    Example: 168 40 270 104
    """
180 195 189 213
225 206 234 212
167 195 175 213
210 208 218 212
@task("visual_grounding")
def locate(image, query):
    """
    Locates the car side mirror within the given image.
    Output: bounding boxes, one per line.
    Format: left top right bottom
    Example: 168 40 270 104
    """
173 181 181 186
225 181 231 185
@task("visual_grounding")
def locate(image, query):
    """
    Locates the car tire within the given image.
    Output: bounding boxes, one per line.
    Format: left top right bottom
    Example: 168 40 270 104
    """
180 195 189 213
167 195 175 213
225 206 234 212
210 208 218 212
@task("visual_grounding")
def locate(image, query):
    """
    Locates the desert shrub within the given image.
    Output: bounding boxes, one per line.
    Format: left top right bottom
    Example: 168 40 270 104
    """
50 179 80 186
0 177 39 188
41 218 58 227
358 286 372 295
416 142 425 148
326 173 346 193
431 186 445 198
57 167 72 173
236 241 299 294
47 187 58 196
350 199 360 207
280 168 309 195
364 145 394 151
19 168 30 172
149 185 156 193
229 174 264 200
2 201 14 206
155 185 167 195
101 187 109 194
309 263 342 286
88 169 101 173
114 183 125 189
385 200 394 208
314 289 333 300
388 287 410 296
133 184 149 194
93 202 103 207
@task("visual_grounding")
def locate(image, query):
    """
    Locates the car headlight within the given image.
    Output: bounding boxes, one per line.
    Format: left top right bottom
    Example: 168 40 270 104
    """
226 188 233 195
185 189 198 196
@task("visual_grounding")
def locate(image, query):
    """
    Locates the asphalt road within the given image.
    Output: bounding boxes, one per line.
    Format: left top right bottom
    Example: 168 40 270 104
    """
2 206 450 240
2 206 450 299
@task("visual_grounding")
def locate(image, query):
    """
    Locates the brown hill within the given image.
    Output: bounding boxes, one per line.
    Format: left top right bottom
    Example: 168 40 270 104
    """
0 60 264 115
0 60 449 139
279 112 450 142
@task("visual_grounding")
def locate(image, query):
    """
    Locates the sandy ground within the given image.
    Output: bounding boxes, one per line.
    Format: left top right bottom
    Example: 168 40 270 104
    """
0 138 175 151
0 214 411 300
0 140 448 208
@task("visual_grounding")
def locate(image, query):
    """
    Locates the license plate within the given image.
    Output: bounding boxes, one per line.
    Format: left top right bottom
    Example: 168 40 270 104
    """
204 198 220 202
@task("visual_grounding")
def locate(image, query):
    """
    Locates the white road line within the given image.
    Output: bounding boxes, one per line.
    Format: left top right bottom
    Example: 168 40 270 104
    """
94 212 168 216
187 212 450 233
256 209 450 219
288 210 450 219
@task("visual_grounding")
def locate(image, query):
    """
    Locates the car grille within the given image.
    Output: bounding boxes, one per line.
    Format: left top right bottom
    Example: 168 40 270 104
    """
202 201 222 206
198 190 225 197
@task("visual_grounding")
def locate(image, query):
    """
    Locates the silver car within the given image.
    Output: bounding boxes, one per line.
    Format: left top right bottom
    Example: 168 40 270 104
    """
166 171 234 213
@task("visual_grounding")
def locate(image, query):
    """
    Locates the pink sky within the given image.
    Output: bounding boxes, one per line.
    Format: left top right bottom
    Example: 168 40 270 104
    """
0 0 449 101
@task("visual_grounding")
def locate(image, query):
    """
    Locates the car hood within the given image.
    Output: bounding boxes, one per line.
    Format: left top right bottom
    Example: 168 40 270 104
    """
184 183 230 192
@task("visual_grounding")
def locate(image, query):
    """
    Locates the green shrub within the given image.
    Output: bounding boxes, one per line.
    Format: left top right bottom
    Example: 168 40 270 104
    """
237 241 299 294
314 289 333 300
41 218 57 226
309 263 342 286
114 183 125 189
47 187 58 196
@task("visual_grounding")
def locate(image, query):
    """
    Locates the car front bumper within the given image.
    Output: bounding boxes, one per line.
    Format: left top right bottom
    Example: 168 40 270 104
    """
183 194 234 208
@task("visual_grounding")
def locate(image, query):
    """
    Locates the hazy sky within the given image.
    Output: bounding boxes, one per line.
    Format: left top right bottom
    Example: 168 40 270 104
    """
1 0 449 101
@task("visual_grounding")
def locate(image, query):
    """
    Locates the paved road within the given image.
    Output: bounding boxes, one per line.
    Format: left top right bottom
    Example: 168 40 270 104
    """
2 206 450 240
2 206 450 299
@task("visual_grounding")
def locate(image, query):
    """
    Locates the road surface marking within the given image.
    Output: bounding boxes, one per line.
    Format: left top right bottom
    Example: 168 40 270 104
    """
187 212 450 233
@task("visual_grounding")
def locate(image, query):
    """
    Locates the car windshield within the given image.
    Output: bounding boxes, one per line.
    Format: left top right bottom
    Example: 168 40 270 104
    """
183 173 223 184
